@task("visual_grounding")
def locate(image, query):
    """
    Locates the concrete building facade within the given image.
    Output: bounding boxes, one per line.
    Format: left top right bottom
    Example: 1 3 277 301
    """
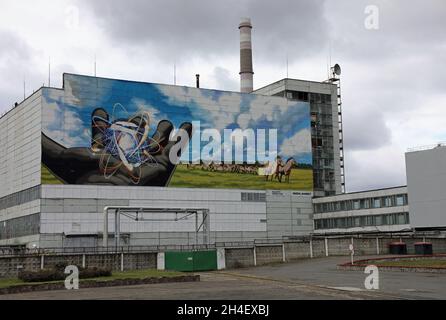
0 76 315 249
1 74 445 249
255 78 343 197
313 186 410 234
406 144 446 230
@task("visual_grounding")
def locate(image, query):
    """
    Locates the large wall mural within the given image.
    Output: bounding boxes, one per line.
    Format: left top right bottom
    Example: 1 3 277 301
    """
41 74 313 191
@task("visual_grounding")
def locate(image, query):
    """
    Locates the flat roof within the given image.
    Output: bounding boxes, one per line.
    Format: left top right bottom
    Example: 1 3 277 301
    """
0 87 46 121
313 185 408 202
61 72 279 99
254 78 337 93
407 143 446 153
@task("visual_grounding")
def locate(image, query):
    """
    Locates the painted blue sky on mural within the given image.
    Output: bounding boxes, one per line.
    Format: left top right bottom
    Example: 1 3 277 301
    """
42 74 312 165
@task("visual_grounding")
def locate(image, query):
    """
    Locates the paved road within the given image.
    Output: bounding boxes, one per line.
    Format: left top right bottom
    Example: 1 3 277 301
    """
230 256 446 300
1 256 445 300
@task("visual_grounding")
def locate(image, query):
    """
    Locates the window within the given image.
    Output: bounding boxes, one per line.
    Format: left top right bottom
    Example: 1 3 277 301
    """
322 203 328 212
388 214 398 225
334 202 341 211
353 200 360 210
347 217 353 228
360 216 366 227
345 200 352 211
373 198 381 208
397 213 405 225
322 219 329 229
366 216 375 226
296 91 309 101
375 215 383 226
0 186 41 210
396 195 406 206
241 192 266 202
314 212 410 230
0 213 40 240
364 199 370 209
383 197 392 207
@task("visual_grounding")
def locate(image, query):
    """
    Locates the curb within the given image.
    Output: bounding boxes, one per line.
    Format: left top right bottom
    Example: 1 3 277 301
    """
337 265 446 273
0 275 200 295
338 254 446 273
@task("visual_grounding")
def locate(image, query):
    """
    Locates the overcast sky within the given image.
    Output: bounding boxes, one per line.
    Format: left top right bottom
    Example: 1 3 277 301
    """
0 0 445 192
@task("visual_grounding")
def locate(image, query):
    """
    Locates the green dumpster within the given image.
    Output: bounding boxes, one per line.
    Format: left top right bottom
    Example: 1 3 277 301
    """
165 250 218 272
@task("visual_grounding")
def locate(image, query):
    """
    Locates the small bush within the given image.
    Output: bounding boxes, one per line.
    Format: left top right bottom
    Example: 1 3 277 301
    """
18 267 112 283
79 267 112 279
18 269 65 282
54 262 68 272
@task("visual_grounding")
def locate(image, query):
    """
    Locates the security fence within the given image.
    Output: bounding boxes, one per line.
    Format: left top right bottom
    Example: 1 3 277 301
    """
1 233 446 278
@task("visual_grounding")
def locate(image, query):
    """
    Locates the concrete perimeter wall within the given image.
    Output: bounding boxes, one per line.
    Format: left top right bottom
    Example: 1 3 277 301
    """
0 253 157 278
224 237 446 269
2 236 446 278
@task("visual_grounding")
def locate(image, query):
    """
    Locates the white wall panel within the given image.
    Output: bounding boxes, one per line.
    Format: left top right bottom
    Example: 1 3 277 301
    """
0 91 42 198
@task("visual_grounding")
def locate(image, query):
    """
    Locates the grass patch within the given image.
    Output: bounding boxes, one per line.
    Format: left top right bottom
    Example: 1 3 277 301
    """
0 269 184 289
368 259 446 268
169 165 313 191
41 164 63 184
89 269 183 281
42 162 313 191
0 278 27 289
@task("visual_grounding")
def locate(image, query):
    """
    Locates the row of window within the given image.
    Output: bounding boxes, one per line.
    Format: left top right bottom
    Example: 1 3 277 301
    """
275 90 336 196
0 213 40 240
241 192 266 202
314 212 410 230
0 186 41 210
314 194 408 213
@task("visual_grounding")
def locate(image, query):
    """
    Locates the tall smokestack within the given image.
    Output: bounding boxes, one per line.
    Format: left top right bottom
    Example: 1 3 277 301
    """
239 17 254 93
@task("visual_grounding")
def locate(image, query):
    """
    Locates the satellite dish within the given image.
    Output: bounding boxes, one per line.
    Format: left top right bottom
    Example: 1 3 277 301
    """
333 64 342 76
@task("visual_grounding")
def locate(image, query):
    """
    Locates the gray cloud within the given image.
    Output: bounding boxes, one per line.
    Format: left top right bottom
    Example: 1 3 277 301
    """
346 148 407 192
0 29 77 113
343 107 392 151
79 0 328 64
0 0 445 192
0 30 40 111
211 66 238 91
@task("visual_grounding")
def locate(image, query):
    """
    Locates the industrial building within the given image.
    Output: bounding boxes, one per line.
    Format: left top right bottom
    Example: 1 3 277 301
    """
312 143 446 235
313 186 410 234
0 73 316 249
406 144 446 230
0 18 445 250
255 77 344 197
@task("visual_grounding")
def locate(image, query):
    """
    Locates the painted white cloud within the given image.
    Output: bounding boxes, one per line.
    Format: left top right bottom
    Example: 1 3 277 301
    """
63 109 83 131
42 101 62 126
45 129 86 147
132 97 168 127
42 94 88 147
280 128 312 157
156 84 242 131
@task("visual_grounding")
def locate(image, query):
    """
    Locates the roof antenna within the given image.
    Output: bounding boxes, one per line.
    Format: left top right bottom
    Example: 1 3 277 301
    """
23 75 26 100
94 54 97 77
286 53 289 79
174 61 177 85
48 56 51 87
329 40 332 73
326 51 330 80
